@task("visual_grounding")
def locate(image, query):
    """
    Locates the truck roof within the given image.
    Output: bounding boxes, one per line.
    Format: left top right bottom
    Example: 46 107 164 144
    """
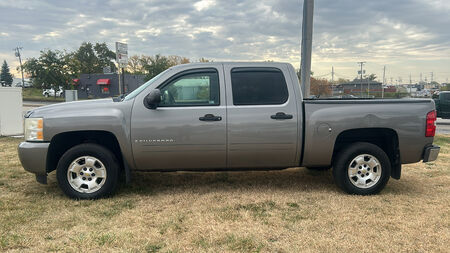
167 61 291 71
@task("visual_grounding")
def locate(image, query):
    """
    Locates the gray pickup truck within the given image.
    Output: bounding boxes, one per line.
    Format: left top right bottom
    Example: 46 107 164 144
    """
18 62 440 199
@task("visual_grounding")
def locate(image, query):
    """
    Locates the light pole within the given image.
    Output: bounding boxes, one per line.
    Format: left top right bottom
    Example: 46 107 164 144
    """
300 0 314 98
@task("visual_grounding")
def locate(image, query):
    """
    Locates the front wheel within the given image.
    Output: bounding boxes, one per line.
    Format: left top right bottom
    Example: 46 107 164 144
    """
333 142 391 195
56 143 120 199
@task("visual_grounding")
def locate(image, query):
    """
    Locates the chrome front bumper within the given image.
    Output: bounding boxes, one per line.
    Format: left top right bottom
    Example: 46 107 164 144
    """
423 145 440 163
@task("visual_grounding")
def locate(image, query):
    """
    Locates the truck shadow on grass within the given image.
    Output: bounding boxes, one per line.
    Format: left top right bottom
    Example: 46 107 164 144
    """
37 167 415 198
120 168 338 195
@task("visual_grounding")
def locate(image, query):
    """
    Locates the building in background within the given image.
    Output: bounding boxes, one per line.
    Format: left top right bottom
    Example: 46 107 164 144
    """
334 79 382 97
75 73 146 99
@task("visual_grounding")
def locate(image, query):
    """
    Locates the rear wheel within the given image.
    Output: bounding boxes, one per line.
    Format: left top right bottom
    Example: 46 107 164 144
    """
56 143 120 199
333 142 391 195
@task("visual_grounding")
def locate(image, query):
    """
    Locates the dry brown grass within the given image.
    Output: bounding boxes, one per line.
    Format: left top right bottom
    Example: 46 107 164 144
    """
0 136 449 252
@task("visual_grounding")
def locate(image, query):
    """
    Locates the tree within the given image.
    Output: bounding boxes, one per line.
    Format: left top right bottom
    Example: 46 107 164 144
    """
169 55 190 65
127 55 145 74
365 73 377 81
0 60 14 86
22 50 72 90
310 77 332 97
143 54 176 81
94 42 116 72
335 78 350 84
73 42 98 75
198 57 212 63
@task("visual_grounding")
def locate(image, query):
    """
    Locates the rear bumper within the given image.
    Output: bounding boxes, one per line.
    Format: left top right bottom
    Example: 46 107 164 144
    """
18 142 49 177
423 145 440 163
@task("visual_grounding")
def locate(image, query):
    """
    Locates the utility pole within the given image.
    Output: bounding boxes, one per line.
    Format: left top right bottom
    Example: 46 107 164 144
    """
331 66 334 96
300 0 314 98
382 66 386 98
409 73 412 96
430 72 435 88
13 46 25 87
420 73 423 82
357 61 365 97
118 66 122 95
331 66 334 83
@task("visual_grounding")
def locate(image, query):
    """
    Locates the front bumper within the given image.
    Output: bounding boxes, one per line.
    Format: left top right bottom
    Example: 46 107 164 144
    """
18 141 49 178
423 145 440 163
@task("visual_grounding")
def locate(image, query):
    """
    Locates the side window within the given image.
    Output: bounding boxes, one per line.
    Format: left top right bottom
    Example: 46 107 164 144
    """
231 68 289 105
159 70 220 106
443 93 450 101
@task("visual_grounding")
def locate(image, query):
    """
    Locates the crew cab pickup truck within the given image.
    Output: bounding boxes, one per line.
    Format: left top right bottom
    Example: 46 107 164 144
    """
435 91 450 119
18 62 440 199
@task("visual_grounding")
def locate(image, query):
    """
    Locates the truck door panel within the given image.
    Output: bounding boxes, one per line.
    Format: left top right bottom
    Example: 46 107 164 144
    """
130 66 227 170
224 65 298 168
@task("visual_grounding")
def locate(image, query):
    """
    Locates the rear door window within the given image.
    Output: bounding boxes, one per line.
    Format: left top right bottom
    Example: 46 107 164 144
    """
230 68 289 105
442 93 450 101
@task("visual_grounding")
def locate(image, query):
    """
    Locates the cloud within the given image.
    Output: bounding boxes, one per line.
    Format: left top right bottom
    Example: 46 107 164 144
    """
0 0 449 82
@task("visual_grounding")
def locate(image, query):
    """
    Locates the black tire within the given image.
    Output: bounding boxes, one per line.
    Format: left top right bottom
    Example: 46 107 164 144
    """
56 143 120 199
333 142 391 195
306 166 331 171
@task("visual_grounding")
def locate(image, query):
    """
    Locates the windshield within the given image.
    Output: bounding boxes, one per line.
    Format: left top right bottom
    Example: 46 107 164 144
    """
122 69 169 101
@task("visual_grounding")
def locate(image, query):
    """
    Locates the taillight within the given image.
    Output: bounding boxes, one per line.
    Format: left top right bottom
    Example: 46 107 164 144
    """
426 110 437 137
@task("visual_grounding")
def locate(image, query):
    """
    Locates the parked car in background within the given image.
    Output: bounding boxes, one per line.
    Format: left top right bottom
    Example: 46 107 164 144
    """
19 62 440 199
42 87 64 97
435 91 450 119
1 81 11 87
15 81 33 88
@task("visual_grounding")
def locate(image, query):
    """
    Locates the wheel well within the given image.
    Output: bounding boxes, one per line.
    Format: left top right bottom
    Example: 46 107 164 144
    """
333 128 401 179
46 131 123 174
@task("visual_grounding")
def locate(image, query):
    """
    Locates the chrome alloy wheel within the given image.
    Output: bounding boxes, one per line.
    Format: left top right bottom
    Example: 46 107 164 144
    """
67 156 107 193
347 154 382 189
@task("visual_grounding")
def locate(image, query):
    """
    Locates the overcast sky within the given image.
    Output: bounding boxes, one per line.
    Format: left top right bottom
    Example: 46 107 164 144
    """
1 0 450 83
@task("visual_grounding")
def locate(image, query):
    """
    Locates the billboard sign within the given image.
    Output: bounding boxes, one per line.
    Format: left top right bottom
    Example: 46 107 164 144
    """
115 42 128 68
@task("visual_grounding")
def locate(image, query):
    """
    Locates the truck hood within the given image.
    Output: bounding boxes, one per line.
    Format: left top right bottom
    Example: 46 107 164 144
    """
27 98 116 118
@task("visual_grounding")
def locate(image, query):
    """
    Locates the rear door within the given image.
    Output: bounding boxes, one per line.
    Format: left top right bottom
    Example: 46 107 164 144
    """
224 64 299 168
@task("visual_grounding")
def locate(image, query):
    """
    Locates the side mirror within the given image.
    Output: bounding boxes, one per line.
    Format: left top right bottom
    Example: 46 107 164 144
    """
144 89 161 109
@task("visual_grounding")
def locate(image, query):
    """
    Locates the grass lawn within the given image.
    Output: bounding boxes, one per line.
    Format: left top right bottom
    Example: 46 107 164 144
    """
22 88 64 102
0 136 449 252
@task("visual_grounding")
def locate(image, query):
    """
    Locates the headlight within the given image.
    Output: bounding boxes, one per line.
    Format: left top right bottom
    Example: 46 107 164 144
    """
24 118 44 141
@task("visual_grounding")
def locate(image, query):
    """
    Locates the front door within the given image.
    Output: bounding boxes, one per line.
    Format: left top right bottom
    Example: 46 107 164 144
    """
131 66 227 170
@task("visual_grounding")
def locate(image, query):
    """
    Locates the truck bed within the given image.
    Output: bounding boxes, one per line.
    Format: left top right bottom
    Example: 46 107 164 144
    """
301 98 435 167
